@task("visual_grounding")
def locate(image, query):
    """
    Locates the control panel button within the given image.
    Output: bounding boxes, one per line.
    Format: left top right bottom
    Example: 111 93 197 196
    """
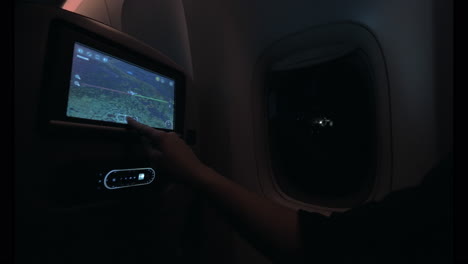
103 168 156 190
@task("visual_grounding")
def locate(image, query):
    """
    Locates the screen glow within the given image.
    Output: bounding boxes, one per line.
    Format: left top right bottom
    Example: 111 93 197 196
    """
66 42 175 129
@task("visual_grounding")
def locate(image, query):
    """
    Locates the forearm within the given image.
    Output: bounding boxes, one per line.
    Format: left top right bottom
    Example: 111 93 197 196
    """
190 165 302 261
125 118 303 260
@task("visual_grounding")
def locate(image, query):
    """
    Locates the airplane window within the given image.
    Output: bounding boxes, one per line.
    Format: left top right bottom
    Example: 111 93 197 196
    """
267 49 376 207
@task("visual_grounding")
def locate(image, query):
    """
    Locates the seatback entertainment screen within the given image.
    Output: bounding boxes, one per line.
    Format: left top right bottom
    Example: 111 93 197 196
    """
67 42 175 130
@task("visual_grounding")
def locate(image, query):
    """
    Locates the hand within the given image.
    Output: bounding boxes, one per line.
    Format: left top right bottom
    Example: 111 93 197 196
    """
126 117 206 184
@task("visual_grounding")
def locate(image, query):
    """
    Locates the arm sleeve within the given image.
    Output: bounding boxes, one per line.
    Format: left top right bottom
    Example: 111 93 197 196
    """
297 153 452 264
298 201 394 264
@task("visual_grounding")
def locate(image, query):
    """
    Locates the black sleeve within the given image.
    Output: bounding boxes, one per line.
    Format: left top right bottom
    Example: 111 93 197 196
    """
297 154 452 264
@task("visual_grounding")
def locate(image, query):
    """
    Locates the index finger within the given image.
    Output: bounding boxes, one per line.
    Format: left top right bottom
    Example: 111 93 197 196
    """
126 117 164 142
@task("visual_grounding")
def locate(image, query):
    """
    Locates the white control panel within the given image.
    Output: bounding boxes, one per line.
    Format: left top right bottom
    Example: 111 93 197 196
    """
102 168 156 190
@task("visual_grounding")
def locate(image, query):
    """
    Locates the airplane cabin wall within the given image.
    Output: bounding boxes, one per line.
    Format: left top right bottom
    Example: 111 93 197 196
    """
64 0 450 205
181 0 451 263
20 0 452 263
182 0 446 195
68 0 452 263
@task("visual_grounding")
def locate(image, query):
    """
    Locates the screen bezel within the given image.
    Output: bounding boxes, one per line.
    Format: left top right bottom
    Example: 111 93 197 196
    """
40 19 186 134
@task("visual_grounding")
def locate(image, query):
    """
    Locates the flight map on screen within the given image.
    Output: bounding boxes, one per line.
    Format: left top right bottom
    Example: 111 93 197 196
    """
66 42 175 129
